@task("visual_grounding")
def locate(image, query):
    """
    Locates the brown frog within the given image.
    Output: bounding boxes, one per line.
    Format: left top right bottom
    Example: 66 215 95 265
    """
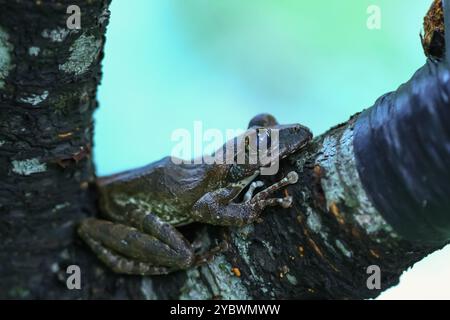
78 114 312 275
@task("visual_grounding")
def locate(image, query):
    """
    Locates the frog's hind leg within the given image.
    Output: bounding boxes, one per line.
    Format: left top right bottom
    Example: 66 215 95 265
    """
80 229 173 275
78 212 195 275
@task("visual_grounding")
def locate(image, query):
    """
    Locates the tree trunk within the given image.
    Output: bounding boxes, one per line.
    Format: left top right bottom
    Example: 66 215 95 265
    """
0 0 142 299
0 0 449 300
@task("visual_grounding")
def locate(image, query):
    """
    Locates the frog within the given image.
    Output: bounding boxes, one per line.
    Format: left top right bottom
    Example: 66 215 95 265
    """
78 114 312 275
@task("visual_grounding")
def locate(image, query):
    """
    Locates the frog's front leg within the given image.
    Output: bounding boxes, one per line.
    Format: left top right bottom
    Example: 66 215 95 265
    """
192 171 298 227
78 209 195 275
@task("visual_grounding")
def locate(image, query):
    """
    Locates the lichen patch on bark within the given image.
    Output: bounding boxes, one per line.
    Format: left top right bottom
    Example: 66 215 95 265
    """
11 158 47 176
230 225 275 297
200 255 250 300
179 269 212 300
140 278 159 300
19 90 49 106
0 25 13 89
178 229 250 300
52 202 71 213
59 34 102 76
28 47 40 57
306 207 323 234
316 124 396 238
41 27 71 42
335 239 353 258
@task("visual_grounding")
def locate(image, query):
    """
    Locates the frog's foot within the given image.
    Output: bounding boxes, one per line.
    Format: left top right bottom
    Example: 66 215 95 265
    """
249 171 298 210
78 212 195 275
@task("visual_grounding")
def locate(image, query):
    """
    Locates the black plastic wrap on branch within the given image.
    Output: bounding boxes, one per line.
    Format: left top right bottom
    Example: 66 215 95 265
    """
354 59 450 244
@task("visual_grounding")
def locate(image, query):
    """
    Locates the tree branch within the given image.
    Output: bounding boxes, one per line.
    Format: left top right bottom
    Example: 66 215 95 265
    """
1 0 449 300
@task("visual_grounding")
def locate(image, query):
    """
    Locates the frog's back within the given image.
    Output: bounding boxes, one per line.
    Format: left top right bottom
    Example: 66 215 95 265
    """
97 157 218 226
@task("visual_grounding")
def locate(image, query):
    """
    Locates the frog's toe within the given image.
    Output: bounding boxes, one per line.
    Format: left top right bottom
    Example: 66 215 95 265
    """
253 196 293 211
279 196 294 208
250 171 298 204
243 180 264 201
286 171 299 184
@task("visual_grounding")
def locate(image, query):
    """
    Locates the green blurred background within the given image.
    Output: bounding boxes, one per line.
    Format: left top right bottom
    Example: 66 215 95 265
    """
95 0 450 299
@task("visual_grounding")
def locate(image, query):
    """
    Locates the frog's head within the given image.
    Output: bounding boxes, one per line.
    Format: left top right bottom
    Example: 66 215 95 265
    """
227 122 312 181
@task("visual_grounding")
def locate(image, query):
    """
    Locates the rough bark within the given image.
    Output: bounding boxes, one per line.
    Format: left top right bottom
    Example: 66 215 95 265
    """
0 0 143 299
0 0 448 300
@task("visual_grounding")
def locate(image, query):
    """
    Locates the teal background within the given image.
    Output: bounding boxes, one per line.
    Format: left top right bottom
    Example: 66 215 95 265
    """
95 0 430 175
95 1 450 299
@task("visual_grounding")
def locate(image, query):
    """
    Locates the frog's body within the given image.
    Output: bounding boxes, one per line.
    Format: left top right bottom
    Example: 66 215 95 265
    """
98 157 227 226
79 114 312 275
